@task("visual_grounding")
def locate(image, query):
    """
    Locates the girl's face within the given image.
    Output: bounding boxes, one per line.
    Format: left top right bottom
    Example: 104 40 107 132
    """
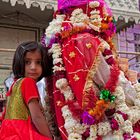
24 50 42 81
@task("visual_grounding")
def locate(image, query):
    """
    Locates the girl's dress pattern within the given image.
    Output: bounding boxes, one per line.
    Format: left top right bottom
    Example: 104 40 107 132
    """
0 77 51 140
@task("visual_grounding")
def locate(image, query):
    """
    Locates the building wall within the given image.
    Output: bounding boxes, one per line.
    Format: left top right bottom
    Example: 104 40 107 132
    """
0 25 39 84
118 24 140 77
0 1 54 85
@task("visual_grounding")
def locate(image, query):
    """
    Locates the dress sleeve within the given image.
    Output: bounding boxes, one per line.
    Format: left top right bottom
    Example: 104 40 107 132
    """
21 78 39 105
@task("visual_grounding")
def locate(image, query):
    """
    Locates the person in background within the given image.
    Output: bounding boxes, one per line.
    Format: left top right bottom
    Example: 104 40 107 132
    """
4 72 14 92
0 41 53 140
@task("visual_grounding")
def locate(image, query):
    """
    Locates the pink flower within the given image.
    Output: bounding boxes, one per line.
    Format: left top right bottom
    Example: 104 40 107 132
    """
116 111 128 121
111 118 119 130
83 128 90 137
82 111 96 125
123 133 137 140
106 57 115 65
103 49 112 56
105 108 115 119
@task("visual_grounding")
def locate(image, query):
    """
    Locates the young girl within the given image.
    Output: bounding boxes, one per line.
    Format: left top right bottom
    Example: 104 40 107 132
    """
0 41 53 140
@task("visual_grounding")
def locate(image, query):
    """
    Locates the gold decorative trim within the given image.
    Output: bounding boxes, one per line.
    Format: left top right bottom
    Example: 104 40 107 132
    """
82 48 101 109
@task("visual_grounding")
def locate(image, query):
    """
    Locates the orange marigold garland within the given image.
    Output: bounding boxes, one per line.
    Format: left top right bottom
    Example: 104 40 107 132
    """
82 62 120 125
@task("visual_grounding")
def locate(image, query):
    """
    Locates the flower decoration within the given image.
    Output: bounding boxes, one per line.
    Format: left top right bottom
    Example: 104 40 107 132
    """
70 8 89 24
44 0 140 139
89 1 100 8
111 118 119 130
82 111 96 125
100 89 116 102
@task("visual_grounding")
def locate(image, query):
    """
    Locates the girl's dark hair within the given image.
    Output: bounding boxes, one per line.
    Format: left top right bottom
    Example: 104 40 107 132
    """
12 41 52 81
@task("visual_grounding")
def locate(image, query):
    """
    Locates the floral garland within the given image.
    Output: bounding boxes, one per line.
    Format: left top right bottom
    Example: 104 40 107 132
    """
49 43 140 140
44 0 140 139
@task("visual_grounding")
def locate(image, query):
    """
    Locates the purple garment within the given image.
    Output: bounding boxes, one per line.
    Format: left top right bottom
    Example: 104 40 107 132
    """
58 0 90 10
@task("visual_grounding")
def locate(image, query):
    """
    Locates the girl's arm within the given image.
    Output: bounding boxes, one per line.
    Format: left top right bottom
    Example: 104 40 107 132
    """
28 98 52 139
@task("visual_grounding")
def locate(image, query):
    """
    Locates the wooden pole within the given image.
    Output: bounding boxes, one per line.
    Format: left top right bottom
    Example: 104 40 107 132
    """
0 65 12 70
0 48 15 52
117 51 140 55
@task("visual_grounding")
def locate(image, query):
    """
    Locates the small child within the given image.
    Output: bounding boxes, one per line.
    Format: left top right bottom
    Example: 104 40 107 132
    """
0 41 53 140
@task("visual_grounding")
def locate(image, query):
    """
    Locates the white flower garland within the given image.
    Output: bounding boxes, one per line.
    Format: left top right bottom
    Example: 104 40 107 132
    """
70 8 89 24
45 15 65 46
89 1 100 8
56 78 74 101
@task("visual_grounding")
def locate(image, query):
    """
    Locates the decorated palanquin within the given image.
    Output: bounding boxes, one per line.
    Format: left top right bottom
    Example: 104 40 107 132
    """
43 0 140 139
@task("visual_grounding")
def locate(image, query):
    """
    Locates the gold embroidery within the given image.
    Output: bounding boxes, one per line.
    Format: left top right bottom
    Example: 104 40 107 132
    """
82 48 101 109
86 43 93 49
5 79 29 120
69 51 76 58
56 101 63 107
73 74 80 81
